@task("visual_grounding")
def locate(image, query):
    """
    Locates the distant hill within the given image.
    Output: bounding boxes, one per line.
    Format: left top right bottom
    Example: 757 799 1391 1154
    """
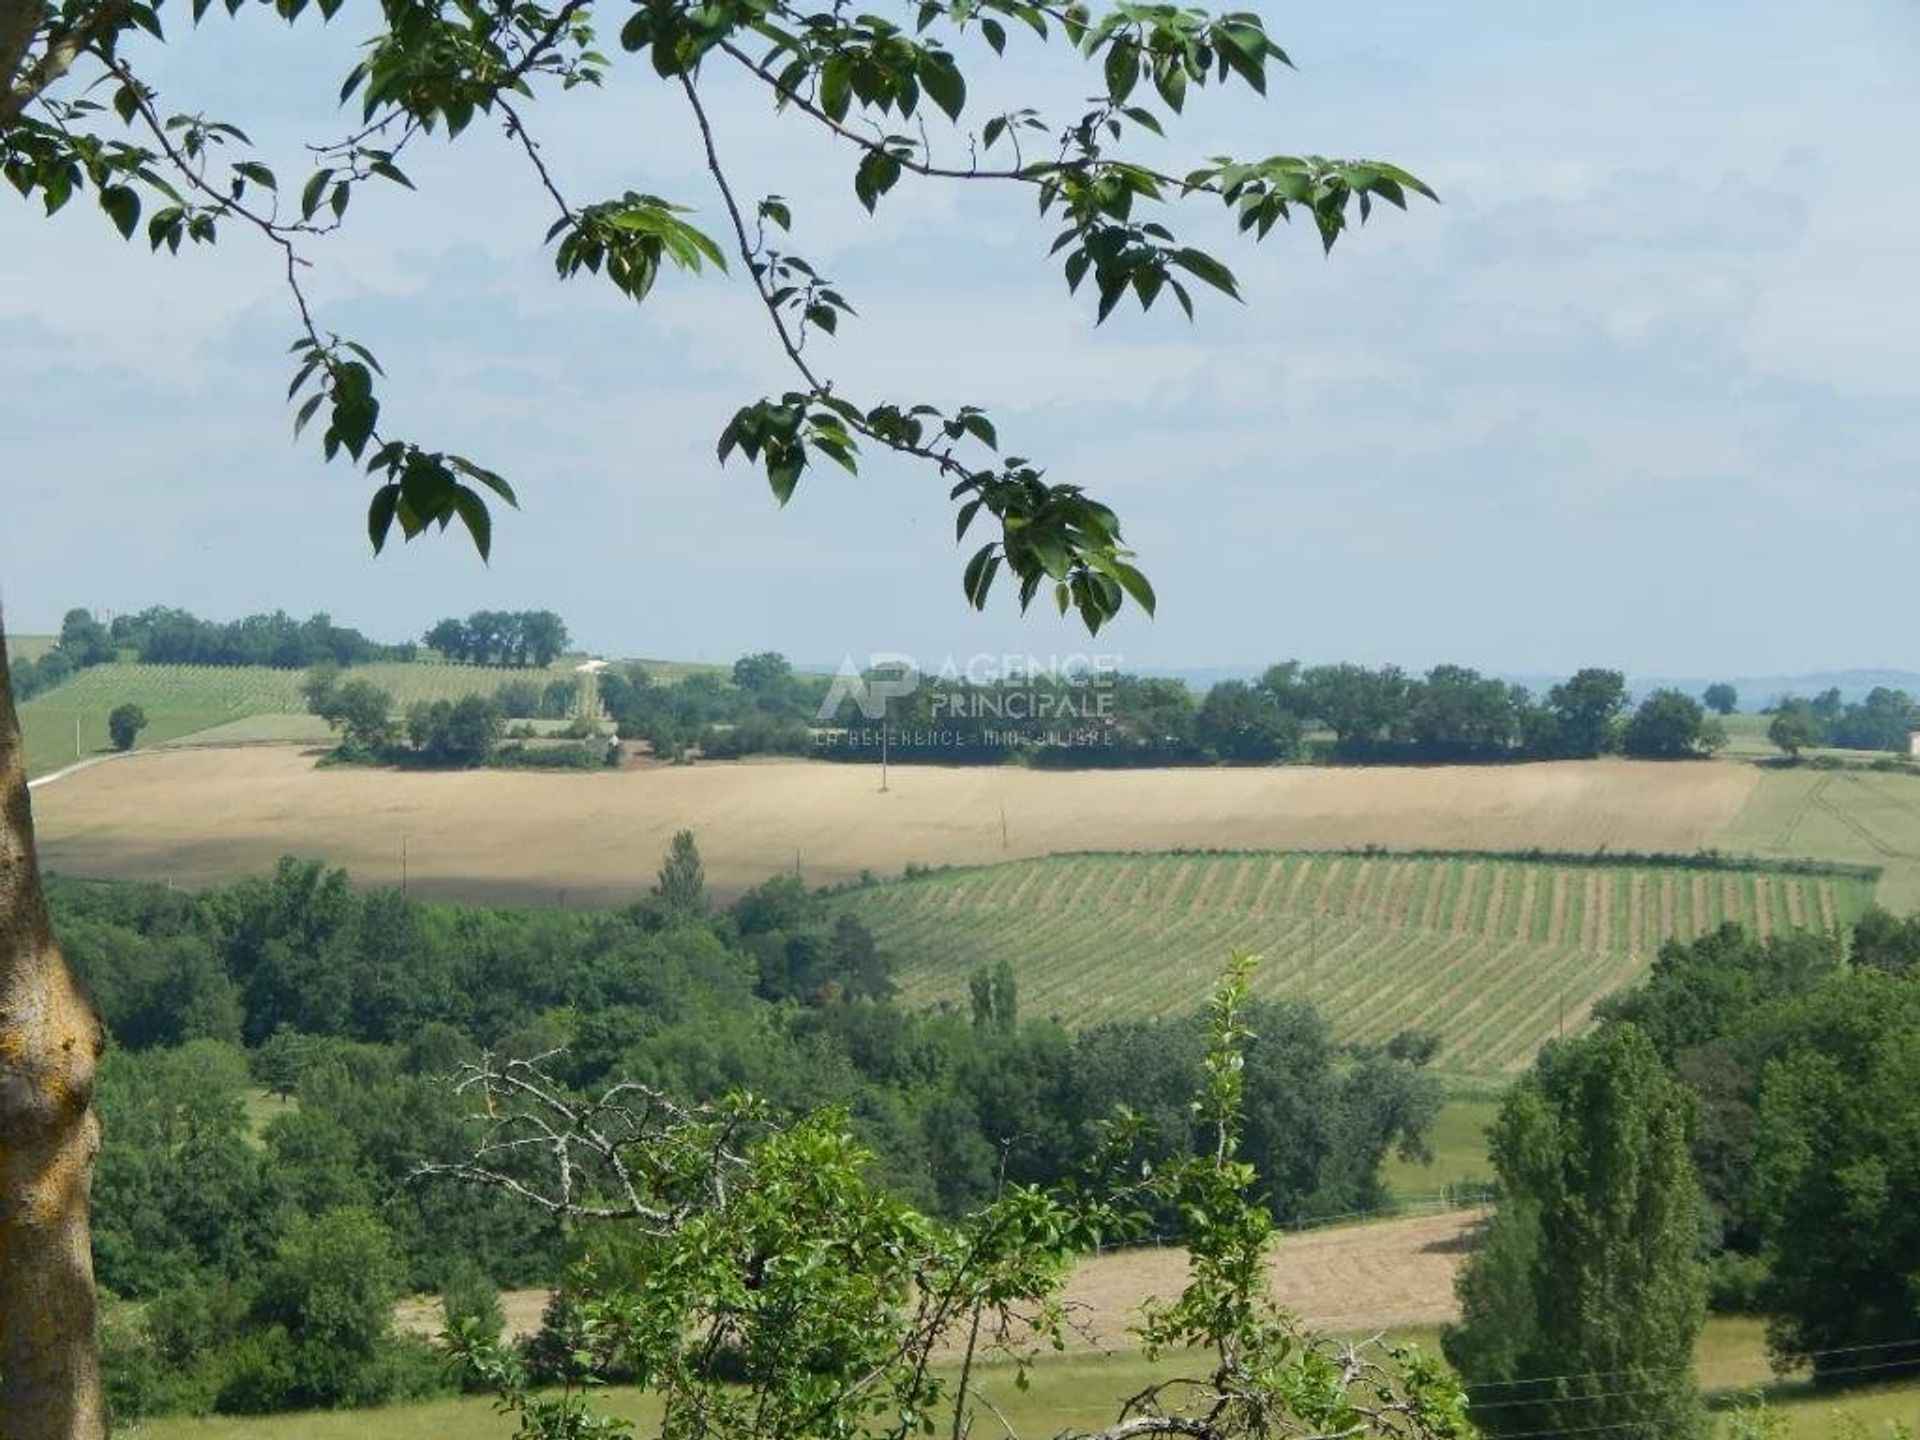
12 651 744 776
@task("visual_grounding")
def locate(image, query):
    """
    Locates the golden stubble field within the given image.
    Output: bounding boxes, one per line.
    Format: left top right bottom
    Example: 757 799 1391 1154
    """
393 1208 1485 1351
29 747 1762 905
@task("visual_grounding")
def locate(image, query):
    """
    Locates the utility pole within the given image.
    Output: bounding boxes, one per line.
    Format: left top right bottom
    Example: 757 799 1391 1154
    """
74 713 81 760
1000 798 1009 850
879 718 890 792
401 834 408 894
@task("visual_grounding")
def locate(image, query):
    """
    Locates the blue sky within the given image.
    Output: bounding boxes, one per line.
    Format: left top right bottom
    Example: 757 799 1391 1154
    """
3 0 1917 676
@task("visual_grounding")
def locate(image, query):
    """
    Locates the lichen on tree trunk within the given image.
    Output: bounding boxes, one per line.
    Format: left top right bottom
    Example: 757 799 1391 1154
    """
0 613 107 1440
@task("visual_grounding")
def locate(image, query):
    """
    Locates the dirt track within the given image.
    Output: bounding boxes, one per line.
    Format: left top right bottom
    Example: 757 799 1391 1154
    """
29 746 1759 905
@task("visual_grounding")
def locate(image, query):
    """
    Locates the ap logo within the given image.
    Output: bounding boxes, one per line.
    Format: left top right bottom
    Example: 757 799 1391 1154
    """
818 653 920 721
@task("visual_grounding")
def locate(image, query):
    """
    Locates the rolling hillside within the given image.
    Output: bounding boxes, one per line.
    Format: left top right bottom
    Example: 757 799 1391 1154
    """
1722 765 1920 911
835 850 1875 1078
12 656 727 776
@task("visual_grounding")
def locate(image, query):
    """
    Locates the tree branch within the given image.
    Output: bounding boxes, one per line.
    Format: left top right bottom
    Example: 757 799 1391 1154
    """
0 0 125 125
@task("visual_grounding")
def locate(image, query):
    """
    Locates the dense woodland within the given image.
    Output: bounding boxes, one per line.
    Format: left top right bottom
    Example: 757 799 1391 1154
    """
1445 915 1920 1436
64 844 1442 1420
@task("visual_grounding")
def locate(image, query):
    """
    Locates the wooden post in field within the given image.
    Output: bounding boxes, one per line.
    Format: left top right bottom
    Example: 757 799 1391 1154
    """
879 719 890 793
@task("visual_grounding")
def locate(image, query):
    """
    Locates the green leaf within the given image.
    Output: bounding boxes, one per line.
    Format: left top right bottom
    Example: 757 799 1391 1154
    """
961 544 999 608
367 484 399 553
99 185 139 239
1168 247 1240 299
919 54 966 121
451 486 493 560
955 497 984 540
768 450 803 503
1103 37 1138 102
1153 57 1187 112
821 57 852 121
1113 561 1156 615
853 150 902 213
300 168 331 220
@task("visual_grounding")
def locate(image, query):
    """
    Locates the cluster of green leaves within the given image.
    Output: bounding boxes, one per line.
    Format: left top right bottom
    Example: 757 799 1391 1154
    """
1 0 1432 626
448 956 1475 1440
550 192 726 302
287 335 520 557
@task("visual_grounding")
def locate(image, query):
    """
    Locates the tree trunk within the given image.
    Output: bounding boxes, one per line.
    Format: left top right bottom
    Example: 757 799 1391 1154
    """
0 614 107 1439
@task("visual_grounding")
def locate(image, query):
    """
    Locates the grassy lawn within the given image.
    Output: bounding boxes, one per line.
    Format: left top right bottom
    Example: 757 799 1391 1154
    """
122 1319 1918 1438
1382 1096 1501 1201
19 695 250 776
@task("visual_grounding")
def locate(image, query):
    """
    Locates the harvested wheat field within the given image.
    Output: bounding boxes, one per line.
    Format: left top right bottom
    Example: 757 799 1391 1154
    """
27 747 1762 905
396 1208 1486 1351
1048 1208 1483 1348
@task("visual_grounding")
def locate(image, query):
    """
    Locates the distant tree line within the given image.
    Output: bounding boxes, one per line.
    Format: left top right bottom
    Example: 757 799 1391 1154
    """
584 655 1730 767
302 667 611 771
59 842 1441 1421
107 606 416 667
422 611 571 668
9 608 122 700
1767 685 1918 758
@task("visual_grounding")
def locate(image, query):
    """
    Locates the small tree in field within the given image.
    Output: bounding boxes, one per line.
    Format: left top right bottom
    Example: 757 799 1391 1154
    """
1622 688 1721 760
1702 682 1739 716
106 703 147 751
1768 702 1825 760
653 829 708 918
1445 1024 1706 1439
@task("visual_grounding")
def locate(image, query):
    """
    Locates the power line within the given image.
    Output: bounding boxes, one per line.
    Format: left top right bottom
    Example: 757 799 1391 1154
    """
1470 1353 1920 1411
1464 1334 1920 1394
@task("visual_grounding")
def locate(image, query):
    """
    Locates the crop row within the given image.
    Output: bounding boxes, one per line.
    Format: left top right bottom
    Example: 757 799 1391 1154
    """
841 853 1874 1077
